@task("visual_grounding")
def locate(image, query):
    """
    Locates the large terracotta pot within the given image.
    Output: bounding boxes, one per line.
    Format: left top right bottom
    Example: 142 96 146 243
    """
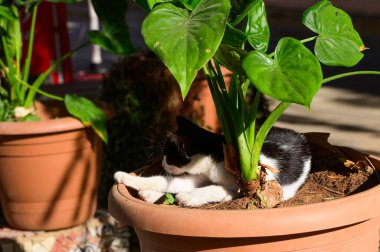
108 145 380 251
0 102 102 231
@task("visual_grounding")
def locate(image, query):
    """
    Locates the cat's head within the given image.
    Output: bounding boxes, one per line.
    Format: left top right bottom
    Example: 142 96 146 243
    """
162 116 224 175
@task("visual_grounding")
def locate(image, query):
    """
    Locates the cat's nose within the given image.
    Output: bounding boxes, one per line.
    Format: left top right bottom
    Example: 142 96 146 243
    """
162 156 168 167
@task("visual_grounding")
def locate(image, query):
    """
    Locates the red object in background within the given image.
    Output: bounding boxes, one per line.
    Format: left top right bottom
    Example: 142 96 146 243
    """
21 2 73 84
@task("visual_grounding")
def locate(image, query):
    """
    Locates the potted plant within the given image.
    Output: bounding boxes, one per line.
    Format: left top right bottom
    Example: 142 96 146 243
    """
108 0 380 250
0 0 133 230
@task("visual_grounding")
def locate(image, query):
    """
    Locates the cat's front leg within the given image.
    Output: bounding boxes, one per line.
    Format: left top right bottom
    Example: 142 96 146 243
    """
114 171 168 192
138 190 165 203
175 185 237 207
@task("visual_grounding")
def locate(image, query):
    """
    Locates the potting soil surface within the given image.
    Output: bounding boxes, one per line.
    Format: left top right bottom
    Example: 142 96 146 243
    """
195 157 380 210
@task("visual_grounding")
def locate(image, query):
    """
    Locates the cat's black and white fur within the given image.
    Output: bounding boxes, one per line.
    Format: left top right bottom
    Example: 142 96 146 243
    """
114 116 312 207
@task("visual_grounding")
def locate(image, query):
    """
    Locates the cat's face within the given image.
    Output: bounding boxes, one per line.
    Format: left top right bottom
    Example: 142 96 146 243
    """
162 132 191 175
161 116 225 175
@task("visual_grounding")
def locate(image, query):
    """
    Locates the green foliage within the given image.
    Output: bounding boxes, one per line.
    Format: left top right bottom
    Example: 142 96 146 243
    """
141 0 230 98
164 193 175 205
89 0 134 55
141 0 380 185
0 0 134 142
302 0 364 67
243 37 322 108
245 0 269 52
64 94 108 143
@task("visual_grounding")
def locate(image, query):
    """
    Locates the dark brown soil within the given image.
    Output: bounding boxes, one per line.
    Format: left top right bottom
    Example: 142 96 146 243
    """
196 156 380 210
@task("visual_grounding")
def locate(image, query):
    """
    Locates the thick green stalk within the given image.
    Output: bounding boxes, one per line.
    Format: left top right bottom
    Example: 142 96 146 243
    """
246 90 261 150
24 42 90 107
246 102 290 181
238 131 253 180
268 36 316 58
22 2 39 83
322 71 380 84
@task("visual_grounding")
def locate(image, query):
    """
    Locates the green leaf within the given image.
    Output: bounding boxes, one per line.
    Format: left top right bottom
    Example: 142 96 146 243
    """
176 0 202 10
230 0 260 26
146 0 169 10
89 0 134 55
141 0 231 99
47 0 83 3
0 6 18 20
21 113 40 122
246 0 269 52
242 37 323 108
64 94 108 143
163 193 175 205
0 5 21 61
302 0 364 67
222 23 247 47
214 44 247 75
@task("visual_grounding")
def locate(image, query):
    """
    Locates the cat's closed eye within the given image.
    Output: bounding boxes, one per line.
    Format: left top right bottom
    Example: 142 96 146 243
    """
164 133 191 166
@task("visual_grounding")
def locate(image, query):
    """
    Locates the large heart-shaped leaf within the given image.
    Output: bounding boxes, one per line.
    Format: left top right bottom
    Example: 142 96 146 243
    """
89 0 134 56
141 0 230 98
303 0 364 67
64 94 108 143
242 37 322 108
246 0 269 52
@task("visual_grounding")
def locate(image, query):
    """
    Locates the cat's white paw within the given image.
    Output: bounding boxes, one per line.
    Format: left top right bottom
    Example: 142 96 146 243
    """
175 192 205 207
138 190 164 203
114 171 128 184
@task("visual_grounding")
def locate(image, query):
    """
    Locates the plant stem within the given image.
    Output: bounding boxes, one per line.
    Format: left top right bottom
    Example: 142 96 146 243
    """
22 2 39 83
247 102 290 181
300 36 317 44
15 77 64 102
246 90 261 149
24 41 90 107
322 71 380 84
1 36 17 101
268 36 316 58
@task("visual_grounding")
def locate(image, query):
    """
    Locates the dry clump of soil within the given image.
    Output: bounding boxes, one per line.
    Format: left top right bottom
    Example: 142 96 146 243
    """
196 155 380 210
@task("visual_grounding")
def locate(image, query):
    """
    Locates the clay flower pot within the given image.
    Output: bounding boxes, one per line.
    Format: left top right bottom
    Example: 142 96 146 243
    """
108 146 380 251
0 102 102 231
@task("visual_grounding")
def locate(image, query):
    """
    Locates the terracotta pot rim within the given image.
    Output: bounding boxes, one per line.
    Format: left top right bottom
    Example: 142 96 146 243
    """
0 117 85 135
109 148 380 238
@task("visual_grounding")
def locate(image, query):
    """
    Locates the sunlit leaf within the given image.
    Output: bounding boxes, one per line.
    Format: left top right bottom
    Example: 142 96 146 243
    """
142 0 230 98
243 37 322 108
64 94 108 143
246 0 269 52
303 0 364 67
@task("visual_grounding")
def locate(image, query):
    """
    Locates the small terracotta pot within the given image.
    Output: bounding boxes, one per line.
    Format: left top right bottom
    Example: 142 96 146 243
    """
0 102 102 231
108 146 380 251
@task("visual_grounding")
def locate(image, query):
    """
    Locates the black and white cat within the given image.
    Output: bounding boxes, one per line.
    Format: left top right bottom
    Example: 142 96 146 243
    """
114 116 312 207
